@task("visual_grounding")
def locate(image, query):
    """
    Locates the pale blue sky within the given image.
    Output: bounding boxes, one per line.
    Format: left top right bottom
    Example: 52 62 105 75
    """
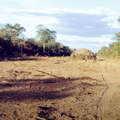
0 0 120 52
1 0 120 10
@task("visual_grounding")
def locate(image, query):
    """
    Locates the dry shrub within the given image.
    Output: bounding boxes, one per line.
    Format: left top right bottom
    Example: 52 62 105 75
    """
71 48 96 60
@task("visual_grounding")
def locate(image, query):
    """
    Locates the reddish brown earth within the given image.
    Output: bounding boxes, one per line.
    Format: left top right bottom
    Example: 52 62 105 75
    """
0 57 120 120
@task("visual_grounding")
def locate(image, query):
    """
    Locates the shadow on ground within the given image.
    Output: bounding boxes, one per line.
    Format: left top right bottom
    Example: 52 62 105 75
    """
0 57 43 62
0 75 102 102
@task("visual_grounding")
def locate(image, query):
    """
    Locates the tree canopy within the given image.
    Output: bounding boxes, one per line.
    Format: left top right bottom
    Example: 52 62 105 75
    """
0 23 72 60
98 33 120 57
36 25 56 43
0 24 25 41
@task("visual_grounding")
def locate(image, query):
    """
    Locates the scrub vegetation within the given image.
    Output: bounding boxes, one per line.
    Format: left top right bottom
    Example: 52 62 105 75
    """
0 24 72 60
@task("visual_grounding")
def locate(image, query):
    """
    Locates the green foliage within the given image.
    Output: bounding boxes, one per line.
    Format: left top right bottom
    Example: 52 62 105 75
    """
97 42 120 58
0 23 71 60
98 32 120 58
97 46 111 57
35 40 72 56
0 38 18 59
115 32 120 42
0 24 25 41
36 25 56 43
114 33 120 56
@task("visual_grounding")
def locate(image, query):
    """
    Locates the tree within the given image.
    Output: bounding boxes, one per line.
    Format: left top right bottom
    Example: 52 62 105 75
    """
0 23 71 59
0 24 25 45
0 37 18 59
36 25 56 54
36 25 56 43
0 24 26 57
114 32 120 56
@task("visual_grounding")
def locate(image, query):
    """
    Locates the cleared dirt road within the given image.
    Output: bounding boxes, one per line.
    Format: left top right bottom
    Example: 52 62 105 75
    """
0 57 120 120
98 61 120 120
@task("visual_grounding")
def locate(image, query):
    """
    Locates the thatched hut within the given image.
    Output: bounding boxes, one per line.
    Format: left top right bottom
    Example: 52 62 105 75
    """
71 48 96 60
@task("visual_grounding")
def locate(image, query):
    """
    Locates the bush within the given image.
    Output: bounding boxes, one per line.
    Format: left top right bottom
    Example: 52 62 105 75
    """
97 42 120 58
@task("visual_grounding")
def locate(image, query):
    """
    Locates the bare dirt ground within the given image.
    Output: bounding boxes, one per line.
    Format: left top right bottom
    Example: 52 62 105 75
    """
98 60 120 120
0 57 120 120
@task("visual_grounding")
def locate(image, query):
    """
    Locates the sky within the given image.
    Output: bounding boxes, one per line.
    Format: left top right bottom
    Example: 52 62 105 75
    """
0 0 120 52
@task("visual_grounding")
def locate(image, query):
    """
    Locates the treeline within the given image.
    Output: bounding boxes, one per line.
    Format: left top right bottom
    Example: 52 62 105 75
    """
97 33 120 58
0 24 72 60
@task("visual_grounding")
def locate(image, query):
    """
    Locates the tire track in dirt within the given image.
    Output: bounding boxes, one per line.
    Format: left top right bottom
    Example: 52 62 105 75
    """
96 72 109 120
95 61 110 120
97 61 120 120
